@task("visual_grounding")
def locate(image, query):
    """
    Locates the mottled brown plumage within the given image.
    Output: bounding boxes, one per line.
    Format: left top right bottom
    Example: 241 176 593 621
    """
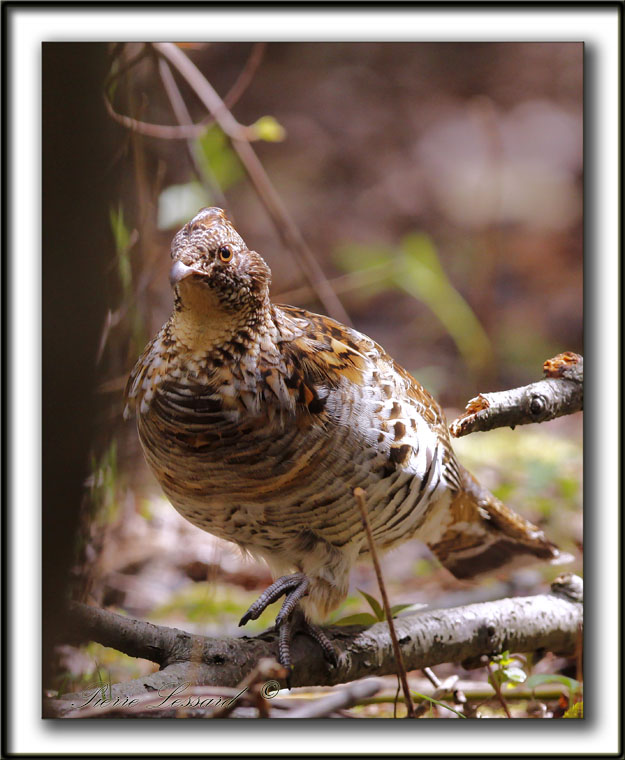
125 207 563 670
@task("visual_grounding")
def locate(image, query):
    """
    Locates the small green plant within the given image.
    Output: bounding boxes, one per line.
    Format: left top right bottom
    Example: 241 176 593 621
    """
333 589 424 626
488 651 528 690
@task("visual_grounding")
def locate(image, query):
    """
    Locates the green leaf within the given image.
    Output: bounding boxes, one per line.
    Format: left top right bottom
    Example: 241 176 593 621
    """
525 673 581 695
357 589 384 621
195 125 244 191
398 233 493 373
390 602 427 616
502 666 527 683
252 115 286 142
333 612 379 626
334 243 393 275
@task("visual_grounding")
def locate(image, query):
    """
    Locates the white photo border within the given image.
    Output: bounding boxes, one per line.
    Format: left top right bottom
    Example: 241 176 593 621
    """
5 3 620 756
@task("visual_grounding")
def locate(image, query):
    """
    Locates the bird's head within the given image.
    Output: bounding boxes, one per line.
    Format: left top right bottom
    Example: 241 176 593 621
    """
169 207 272 350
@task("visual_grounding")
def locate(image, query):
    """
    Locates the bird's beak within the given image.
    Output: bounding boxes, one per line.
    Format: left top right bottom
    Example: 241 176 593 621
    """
169 260 202 287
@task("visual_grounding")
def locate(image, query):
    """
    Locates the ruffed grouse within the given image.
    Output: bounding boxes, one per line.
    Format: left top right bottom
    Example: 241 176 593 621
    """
125 207 563 671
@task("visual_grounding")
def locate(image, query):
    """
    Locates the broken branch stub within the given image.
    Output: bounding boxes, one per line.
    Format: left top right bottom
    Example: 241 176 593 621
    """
450 352 583 438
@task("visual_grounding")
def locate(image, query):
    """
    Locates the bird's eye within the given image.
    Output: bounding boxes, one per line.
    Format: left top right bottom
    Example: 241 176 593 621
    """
218 246 233 262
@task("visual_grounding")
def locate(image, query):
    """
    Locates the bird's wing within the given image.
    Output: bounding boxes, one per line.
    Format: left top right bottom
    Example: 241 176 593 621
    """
275 304 463 491
274 304 373 411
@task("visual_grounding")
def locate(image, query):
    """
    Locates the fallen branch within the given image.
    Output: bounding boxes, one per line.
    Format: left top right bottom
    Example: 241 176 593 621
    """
48 574 582 717
450 352 583 438
277 678 382 719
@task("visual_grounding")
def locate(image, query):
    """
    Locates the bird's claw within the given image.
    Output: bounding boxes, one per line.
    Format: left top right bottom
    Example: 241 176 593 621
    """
238 573 339 685
238 573 307 626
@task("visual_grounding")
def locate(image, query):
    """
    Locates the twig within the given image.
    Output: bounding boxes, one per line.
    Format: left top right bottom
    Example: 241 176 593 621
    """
422 666 441 689
104 44 151 97
485 659 513 719
212 657 285 719
220 42 267 117
103 43 266 141
157 56 228 209
353 487 416 718
575 623 583 687
150 41 351 326
277 678 382 719
104 90 209 139
273 264 388 305
450 352 583 438
359 683 570 704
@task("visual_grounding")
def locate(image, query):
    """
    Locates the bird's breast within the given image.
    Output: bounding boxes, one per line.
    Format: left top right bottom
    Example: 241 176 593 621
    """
135 356 450 562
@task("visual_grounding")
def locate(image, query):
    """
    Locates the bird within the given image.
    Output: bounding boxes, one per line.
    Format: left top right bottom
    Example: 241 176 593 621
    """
125 206 564 673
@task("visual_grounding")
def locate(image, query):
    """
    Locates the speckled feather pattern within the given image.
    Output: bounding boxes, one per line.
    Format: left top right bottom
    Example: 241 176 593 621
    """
125 208 560 620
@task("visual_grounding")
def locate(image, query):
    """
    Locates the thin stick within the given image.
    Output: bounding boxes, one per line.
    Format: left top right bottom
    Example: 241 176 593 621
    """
357 684 570 704
575 623 583 688
103 43 266 141
157 56 228 209
353 487 416 719
221 42 267 115
151 41 351 326
211 657 285 719
485 660 513 719
422 666 441 689
277 678 382 719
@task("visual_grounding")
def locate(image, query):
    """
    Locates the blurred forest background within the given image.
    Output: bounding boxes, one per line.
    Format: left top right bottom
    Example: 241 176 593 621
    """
46 42 583 717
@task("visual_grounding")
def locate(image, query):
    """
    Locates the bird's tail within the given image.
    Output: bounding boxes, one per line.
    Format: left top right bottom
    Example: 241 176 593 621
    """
426 465 569 580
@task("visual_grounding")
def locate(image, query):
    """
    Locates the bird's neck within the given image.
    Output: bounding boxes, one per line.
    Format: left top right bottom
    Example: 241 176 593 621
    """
170 287 272 355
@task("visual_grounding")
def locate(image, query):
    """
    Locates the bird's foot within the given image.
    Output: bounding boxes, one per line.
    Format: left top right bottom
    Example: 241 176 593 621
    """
238 573 338 687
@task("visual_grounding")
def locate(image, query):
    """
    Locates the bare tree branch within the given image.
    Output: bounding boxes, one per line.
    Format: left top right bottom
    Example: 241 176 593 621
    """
450 352 583 438
103 43 266 141
48 574 582 717
157 56 228 208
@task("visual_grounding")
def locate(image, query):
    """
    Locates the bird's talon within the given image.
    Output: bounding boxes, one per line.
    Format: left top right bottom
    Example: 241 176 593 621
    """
303 620 339 667
239 573 307 629
238 612 252 627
